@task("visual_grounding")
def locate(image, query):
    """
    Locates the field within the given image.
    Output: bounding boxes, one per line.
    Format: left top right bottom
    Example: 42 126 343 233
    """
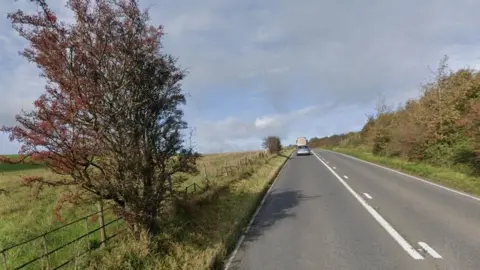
0 149 293 269
0 155 43 173
1 159 117 270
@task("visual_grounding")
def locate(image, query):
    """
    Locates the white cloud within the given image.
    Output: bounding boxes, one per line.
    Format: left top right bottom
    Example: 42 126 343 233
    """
0 63 45 127
194 104 341 153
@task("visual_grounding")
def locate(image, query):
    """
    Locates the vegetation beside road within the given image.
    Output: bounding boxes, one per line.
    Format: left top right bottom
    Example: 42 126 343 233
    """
84 147 293 269
309 56 480 197
0 149 292 269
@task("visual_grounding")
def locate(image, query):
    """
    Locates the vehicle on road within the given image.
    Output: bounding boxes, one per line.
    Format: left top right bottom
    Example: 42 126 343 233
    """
296 145 311 156
296 136 308 146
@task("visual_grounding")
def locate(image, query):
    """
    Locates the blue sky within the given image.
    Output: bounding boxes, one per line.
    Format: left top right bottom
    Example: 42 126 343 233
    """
1 0 480 154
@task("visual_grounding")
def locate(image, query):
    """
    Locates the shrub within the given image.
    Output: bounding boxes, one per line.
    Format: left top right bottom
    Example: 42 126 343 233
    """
262 136 282 155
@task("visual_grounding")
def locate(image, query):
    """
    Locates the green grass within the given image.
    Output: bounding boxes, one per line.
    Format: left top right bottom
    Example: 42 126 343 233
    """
0 168 119 270
0 150 284 270
0 155 44 173
82 148 294 270
329 147 480 197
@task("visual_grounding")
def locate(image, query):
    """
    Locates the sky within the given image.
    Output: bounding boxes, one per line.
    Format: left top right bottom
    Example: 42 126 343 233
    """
1 0 480 154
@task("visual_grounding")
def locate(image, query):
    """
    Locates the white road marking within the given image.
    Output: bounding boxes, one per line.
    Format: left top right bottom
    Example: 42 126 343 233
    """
418 242 442 259
332 166 336 169
312 151 424 260
363 193 373 199
343 175 348 179
326 161 329 164
322 149 480 203
224 152 293 270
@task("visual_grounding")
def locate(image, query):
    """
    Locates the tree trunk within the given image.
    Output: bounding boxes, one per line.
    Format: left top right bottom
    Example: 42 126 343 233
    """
147 205 158 236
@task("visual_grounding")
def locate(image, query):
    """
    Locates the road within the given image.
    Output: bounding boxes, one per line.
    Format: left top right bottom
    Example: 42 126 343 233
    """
225 149 480 270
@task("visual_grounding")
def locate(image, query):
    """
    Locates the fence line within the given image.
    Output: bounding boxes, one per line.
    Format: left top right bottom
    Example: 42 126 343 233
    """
2 151 270 270
1 201 122 270
183 151 269 195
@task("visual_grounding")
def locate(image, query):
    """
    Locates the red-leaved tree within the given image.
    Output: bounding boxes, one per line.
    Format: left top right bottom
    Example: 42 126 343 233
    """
2 0 199 235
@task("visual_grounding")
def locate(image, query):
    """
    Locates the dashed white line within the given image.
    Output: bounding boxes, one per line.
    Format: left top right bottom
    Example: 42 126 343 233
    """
312 151 424 260
343 175 348 179
332 166 336 169
363 193 373 199
418 242 442 259
322 149 480 203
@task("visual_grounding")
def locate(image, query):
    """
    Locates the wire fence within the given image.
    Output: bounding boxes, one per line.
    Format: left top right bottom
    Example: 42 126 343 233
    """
1 151 270 270
1 200 124 270
183 151 269 195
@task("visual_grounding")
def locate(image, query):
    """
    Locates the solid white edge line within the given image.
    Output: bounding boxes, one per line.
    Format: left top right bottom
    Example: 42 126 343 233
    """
322 149 480 203
363 193 373 199
312 151 424 260
418 242 443 259
343 175 348 179
223 152 293 270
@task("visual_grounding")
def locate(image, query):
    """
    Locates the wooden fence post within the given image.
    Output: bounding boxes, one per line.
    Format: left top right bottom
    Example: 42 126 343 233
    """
224 160 228 176
74 254 78 270
84 217 91 250
1 251 7 270
42 235 51 270
203 164 210 187
97 200 107 248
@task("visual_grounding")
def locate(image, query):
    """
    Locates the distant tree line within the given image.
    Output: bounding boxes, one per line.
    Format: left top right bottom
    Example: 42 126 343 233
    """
309 56 479 176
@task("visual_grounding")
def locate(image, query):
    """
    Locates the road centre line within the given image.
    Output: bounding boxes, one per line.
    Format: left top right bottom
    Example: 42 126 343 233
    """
363 193 373 199
312 151 424 260
322 149 480 203
418 242 442 259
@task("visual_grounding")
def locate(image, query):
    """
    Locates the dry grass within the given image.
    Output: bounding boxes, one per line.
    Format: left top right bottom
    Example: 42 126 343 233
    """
183 151 268 187
82 148 293 270
0 150 280 270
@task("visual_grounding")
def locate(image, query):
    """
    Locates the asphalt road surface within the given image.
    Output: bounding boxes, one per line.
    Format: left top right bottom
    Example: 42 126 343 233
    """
225 149 480 270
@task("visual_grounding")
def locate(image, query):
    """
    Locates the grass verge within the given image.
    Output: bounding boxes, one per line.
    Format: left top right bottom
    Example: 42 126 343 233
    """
329 147 480 197
83 148 294 270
